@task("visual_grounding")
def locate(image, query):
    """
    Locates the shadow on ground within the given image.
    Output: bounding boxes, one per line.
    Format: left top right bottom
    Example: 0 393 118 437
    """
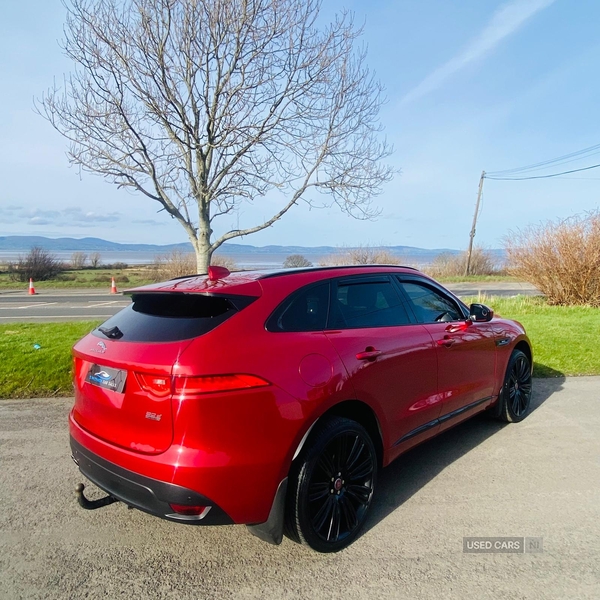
363 373 566 536
533 363 566 379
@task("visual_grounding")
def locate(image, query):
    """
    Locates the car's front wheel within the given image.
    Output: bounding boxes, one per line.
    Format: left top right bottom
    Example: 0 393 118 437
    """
285 416 378 552
497 349 533 423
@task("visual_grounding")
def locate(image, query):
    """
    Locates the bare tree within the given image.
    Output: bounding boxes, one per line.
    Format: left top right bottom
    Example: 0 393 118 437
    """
505 211 600 306
38 0 393 273
151 249 196 280
427 247 498 278
9 247 64 282
211 254 238 271
283 254 312 268
319 245 401 266
71 251 88 269
89 252 102 268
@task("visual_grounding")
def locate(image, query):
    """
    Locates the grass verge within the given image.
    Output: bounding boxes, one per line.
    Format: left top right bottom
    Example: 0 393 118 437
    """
464 295 600 377
0 321 100 399
1 296 598 399
0 267 155 289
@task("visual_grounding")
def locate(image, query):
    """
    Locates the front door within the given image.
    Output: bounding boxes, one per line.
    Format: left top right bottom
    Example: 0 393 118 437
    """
396 278 496 424
325 276 442 458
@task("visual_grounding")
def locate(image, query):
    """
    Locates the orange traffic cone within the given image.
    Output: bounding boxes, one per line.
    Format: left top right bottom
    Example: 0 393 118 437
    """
110 277 118 294
28 278 36 295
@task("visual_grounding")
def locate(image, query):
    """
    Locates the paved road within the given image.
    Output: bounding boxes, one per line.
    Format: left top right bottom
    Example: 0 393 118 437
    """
1 378 598 599
0 290 130 323
447 281 539 299
0 282 540 323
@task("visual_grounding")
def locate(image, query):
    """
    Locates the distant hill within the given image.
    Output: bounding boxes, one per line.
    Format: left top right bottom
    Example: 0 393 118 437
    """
0 235 464 257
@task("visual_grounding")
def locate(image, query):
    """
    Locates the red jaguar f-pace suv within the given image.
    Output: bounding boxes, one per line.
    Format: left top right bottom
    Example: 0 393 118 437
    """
70 265 532 552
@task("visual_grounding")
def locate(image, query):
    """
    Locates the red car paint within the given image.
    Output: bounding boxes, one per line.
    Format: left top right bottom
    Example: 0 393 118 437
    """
70 266 531 531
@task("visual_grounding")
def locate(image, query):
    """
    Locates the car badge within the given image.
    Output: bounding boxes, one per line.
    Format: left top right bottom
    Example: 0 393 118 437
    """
93 341 107 353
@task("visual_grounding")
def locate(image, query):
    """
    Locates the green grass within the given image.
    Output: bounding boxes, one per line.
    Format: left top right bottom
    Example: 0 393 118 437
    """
0 321 100 398
464 295 600 377
0 267 155 289
1 296 598 399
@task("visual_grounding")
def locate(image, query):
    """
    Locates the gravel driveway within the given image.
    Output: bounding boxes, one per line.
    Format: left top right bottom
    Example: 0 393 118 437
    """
1 378 598 599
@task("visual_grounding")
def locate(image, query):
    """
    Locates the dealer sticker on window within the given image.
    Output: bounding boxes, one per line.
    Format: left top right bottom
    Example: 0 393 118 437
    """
86 364 126 393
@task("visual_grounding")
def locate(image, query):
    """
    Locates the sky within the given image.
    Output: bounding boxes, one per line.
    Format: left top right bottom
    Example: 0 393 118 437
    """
1 0 599 250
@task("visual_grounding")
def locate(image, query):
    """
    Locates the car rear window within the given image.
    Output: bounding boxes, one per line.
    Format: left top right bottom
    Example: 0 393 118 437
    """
92 293 256 342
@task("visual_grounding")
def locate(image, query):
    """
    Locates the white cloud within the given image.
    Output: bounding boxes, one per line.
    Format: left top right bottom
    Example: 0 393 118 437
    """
29 217 51 225
400 0 557 106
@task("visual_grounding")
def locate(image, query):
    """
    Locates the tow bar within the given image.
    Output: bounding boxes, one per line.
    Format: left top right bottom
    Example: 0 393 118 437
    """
75 483 118 510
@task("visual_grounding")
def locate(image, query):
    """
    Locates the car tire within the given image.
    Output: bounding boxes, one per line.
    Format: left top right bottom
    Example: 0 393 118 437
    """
285 416 378 553
496 349 533 423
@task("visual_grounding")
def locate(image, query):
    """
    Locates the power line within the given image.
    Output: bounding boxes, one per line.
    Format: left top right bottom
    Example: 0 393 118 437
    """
486 162 600 180
487 142 600 176
490 149 600 175
465 147 600 260
550 176 600 180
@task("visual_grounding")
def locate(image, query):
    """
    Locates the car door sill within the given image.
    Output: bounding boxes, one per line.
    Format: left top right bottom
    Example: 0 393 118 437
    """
394 396 493 446
438 396 492 424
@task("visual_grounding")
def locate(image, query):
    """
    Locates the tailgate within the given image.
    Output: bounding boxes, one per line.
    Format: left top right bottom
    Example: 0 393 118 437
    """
72 334 191 454
71 291 256 455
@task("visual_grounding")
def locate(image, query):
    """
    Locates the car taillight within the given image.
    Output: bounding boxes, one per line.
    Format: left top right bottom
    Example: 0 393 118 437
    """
174 374 269 396
135 373 172 397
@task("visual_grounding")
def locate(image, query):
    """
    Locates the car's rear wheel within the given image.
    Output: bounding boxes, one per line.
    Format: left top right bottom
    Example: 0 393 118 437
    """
497 349 533 423
285 416 377 552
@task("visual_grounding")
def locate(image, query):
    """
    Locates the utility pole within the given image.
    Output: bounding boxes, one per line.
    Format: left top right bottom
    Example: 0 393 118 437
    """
464 170 486 277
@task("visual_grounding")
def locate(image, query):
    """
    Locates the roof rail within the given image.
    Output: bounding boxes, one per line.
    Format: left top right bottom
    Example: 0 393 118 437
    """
259 264 419 279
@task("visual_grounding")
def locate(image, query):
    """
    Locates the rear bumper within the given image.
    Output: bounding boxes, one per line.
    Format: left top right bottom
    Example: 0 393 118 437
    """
70 437 233 525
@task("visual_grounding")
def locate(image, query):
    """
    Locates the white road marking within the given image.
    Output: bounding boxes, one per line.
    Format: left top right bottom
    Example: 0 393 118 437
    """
15 302 58 309
86 301 128 308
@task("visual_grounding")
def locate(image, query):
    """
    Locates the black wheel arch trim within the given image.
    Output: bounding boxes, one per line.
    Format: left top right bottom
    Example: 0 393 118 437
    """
291 400 385 469
247 477 288 545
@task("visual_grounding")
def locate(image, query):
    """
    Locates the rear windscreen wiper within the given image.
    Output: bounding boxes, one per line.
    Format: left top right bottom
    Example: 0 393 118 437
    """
98 325 123 339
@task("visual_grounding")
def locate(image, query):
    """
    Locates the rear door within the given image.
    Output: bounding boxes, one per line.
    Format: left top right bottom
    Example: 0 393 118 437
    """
324 275 441 455
396 277 496 423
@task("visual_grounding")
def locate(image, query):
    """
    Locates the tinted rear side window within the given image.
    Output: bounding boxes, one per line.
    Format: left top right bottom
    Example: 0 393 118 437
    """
92 293 255 342
331 280 411 328
267 282 330 332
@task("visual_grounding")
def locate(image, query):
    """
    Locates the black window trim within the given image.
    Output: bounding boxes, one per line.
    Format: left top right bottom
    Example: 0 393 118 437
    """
265 273 430 333
394 275 470 323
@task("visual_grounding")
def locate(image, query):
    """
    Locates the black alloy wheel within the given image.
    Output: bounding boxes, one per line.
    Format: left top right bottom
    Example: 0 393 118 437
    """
285 416 378 552
498 349 533 423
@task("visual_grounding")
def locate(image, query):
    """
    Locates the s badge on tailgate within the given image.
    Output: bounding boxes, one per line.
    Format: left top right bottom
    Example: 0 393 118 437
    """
86 364 126 393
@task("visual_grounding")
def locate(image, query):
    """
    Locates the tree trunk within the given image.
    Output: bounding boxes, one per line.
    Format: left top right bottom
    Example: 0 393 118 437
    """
194 240 211 274
194 206 212 274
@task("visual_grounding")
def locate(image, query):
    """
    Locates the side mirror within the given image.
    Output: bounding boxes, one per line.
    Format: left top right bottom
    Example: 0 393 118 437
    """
469 303 494 322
